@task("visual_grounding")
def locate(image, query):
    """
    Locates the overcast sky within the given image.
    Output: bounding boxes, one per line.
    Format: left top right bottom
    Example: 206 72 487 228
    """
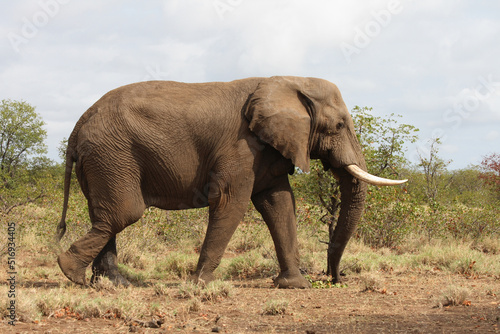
1 0 499 169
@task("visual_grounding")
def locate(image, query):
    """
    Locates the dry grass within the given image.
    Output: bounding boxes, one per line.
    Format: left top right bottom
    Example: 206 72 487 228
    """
92 277 117 292
219 249 278 280
1 196 499 325
262 298 289 315
436 285 472 307
153 282 170 296
0 285 165 322
152 252 198 280
359 273 384 292
472 235 500 255
337 237 500 278
2 274 497 333
177 280 232 303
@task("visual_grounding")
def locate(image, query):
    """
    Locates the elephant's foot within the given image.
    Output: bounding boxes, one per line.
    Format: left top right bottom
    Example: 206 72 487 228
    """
90 270 131 287
90 237 130 287
57 250 88 286
190 270 216 286
330 274 344 285
273 271 311 289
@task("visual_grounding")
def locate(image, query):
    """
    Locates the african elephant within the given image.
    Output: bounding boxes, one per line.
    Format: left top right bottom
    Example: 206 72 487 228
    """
56 76 405 288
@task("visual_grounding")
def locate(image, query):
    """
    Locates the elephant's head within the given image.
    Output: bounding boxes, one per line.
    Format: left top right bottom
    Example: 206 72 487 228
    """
245 76 406 282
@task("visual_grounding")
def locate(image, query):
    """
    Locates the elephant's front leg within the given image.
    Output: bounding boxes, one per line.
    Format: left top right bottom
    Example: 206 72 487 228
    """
252 176 311 288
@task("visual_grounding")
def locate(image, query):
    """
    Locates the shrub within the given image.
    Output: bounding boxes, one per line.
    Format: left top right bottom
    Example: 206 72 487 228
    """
357 186 418 248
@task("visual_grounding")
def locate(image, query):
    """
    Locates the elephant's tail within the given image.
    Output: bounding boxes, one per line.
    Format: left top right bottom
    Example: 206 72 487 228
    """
56 147 75 242
56 107 97 243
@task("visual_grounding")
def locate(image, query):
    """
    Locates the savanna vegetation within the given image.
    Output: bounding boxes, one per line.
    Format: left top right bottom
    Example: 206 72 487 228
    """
1 100 499 332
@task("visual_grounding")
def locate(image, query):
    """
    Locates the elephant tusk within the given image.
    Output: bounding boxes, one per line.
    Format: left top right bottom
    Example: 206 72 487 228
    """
345 165 407 186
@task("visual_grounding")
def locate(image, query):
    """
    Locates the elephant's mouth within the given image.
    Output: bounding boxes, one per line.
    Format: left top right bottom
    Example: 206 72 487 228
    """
345 164 407 186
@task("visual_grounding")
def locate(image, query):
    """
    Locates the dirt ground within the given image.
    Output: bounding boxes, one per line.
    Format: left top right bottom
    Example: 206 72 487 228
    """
2 272 499 334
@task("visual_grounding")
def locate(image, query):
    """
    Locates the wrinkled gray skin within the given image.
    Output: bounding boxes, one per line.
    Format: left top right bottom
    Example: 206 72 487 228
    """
56 76 369 288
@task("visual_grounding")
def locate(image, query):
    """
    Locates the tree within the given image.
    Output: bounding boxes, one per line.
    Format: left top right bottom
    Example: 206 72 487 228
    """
0 99 47 179
352 106 419 177
417 138 450 203
480 152 500 197
0 99 49 215
58 137 68 162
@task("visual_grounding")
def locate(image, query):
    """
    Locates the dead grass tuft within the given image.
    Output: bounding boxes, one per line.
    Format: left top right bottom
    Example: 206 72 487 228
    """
92 277 117 292
359 273 383 292
220 250 277 280
262 298 289 315
1 286 172 322
177 280 232 303
153 282 170 296
436 285 472 307
154 252 197 279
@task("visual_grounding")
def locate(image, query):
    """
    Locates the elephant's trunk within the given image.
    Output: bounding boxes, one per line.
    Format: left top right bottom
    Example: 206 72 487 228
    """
327 168 367 282
327 162 407 281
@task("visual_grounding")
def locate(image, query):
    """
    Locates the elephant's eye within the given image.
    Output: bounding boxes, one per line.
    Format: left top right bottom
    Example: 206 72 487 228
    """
336 122 345 130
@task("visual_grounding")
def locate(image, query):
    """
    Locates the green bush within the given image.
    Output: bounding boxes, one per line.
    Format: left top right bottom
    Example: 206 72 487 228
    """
357 186 418 248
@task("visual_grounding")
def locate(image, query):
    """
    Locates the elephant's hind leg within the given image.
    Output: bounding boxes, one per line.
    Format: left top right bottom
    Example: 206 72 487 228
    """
58 191 145 286
58 224 115 285
192 201 249 285
90 236 131 287
191 167 254 285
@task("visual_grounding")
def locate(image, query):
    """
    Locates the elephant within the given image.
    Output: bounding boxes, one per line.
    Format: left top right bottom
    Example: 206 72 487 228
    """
56 76 406 289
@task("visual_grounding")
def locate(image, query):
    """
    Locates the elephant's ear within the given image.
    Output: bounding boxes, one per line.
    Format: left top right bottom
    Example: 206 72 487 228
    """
245 76 312 172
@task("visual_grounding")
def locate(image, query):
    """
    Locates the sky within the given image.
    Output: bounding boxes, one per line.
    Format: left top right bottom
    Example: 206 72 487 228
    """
1 0 499 169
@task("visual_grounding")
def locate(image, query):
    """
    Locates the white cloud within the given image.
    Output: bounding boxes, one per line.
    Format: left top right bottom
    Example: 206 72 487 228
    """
485 130 499 142
0 0 499 166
